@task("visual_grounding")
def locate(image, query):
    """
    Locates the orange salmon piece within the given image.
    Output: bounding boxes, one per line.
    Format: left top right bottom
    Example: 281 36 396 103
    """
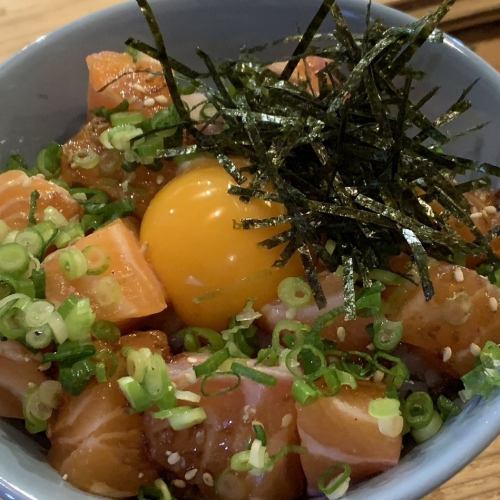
297 382 402 493
0 341 46 419
87 51 171 117
0 170 81 229
145 354 305 500
43 219 167 323
61 117 177 218
388 262 500 375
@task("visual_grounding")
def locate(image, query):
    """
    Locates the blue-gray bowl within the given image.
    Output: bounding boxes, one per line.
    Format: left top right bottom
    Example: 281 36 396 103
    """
0 1 499 499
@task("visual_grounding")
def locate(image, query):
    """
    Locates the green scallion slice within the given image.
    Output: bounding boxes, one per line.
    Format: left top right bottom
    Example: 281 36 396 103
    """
231 362 277 386
15 229 44 258
25 325 53 350
71 150 101 170
82 245 110 275
59 247 88 280
194 348 230 378
0 243 30 276
403 391 434 430
372 318 403 352
411 410 443 443
23 300 55 328
92 319 121 342
118 376 153 412
277 277 313 309
153 406 207 430
292 378 320 405
318 463 351 499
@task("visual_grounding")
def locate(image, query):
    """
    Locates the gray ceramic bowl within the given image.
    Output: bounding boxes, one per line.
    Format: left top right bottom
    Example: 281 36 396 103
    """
0 1 499 499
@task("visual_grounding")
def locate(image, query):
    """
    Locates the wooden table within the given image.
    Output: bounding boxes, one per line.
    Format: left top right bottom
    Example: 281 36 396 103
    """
0 1 499 499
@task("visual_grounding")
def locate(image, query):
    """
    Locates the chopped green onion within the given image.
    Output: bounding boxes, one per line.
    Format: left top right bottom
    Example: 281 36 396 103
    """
368 398 401 419
34 221 57 246
249 438 267 469
143 353 175 403
340 351 374 379
58 296 95 342
355 281 384 316
82 246 110 275
175 390 201 403
322 368 340 396
231 362 277 386
54 223 84 248
59 248 88 280
59 358 96 396
272 319 307 351
437 395 461 421
292 378 320 405
253 423 267 446
103 125 143 151
194 348 230 377
95 362 107 383
23 380 62 433
111 111 145 127
154 479 172 500
153 406 207 430
0 274 35 299
411 411 442 443
71 150 100 170
373 352 409 389
318 463 351 500
367 269 406 286
35 143 62 179
25 325 53 349
0 243 30 276
48 311 68 344
372 318 403 352
179 327 224 352
403 392 434 430
23 300 54 328
92 319 120 342
94 276 122 308
335 368 358 389
15 229 43 258
200 371 241 397
127 348 151 383
256 347 279 366
31 269 45 299
118 376 152 412
43 207 68 228
42 340 95 365
285 345 326 379
277 277 313 309
230 450 252 472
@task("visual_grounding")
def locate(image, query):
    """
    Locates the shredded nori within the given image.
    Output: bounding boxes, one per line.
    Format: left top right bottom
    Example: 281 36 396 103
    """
132 0 500 310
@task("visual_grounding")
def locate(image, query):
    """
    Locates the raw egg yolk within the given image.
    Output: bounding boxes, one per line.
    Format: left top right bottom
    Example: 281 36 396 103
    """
140 157 303 330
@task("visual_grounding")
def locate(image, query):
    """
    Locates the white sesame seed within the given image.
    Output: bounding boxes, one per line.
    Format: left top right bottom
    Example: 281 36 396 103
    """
202 472 214 487
469 343 481 357
24 356 30 362
156 175 165 185
442 346 452 363
38 362 51 372
281 413 293 428
132 83 147 93
195 429 205 445
187 356 198 364
366 343 375 351
167 452 180 465
336 326 346 342
185 468 198 481
155 95 169 105
285 307 297 320
143 97 156 107
165 450 172 456
172 479 186 489
489 297 498 312
27 382 36 389
373 369 385 383
471 212 483 220
146 72 156 81
138 472 144 479
484 205 497 215
62 474 68 481
453 267 464 283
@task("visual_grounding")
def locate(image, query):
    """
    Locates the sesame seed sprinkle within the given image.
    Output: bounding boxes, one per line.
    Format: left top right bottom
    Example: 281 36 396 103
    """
143 97 156 107
281 413 293 428
172 479 186 489
155 95 169 105
453 267 464 283
489 297 498 312
203 472 214 487
373 370 385 383
167 451 180 465
138 472 144 479
156 175 165 185
185 468 198 481
132 83 147 93
469 343 481 357
336 326 346 342
442 346 452 363
470 212 483 220
62 474 68 481
366 343 375 351
484 205 497 215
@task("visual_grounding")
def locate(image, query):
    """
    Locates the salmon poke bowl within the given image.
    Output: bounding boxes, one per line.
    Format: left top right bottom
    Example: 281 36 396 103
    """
0 0 499 499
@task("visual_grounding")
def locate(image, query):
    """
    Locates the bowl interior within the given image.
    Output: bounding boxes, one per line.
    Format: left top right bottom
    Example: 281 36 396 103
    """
0 1 499 499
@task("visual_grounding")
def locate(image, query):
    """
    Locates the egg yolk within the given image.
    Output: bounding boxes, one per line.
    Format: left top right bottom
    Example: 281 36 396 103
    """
140 157 303 330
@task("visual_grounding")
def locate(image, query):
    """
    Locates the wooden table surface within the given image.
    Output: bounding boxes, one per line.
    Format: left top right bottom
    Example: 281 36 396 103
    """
0 1 499 499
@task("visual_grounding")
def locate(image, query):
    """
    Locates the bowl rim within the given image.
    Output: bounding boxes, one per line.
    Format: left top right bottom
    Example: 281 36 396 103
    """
0 1 499 500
